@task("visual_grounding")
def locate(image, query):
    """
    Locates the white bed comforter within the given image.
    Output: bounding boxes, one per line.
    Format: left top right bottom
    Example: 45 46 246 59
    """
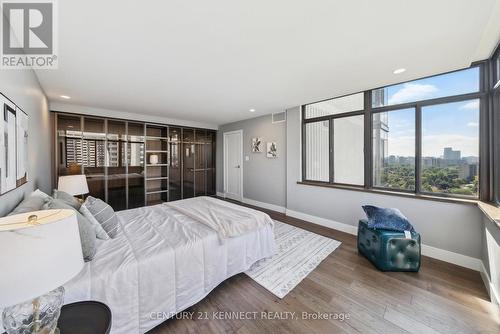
166 196 274 239
63 199 276 333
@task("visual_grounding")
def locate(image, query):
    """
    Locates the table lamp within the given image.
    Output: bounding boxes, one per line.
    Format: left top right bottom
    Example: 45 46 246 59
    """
0 209 84 334
57 175 89 197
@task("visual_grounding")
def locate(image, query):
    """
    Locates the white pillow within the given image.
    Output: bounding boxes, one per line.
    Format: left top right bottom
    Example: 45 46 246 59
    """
80 203 110 240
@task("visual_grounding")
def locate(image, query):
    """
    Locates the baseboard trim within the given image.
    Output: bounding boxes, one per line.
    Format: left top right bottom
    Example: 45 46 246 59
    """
420 244 482 271
243 197 286 213
480 261 500 305
285 209 358 235
285 209 483 272
216 191 226 198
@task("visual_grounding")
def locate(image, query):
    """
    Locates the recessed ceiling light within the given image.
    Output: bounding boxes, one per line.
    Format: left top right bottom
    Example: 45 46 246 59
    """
60 95 71 99
249 108 256 112
393 68 406 74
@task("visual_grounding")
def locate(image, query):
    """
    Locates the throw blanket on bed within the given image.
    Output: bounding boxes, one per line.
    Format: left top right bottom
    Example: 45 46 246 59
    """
166 196 274 239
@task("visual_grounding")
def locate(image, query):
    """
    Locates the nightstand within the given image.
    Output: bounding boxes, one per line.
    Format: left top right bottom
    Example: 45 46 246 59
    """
57 301 112 334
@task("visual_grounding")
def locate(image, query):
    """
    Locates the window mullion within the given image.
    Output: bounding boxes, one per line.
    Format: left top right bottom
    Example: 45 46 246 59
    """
329 118 334 184
301 106 306 181
364 91 372 189
415 105 422 194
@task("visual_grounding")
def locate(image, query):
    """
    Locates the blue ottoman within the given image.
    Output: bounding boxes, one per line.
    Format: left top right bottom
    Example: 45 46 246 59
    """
357 219 421 272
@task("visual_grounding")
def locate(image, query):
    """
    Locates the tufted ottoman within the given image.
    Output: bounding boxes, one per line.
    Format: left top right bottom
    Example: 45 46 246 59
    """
357 219 421 272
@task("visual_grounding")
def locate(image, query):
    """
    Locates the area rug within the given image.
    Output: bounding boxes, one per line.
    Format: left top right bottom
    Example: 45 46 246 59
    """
245 220 341 298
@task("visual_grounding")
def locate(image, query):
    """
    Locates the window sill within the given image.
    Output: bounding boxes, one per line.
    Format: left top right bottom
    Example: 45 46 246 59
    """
477 201 500 228
297 181 479 206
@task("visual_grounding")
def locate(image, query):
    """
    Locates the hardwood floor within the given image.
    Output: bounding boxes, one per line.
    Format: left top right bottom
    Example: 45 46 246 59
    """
149 201 499 334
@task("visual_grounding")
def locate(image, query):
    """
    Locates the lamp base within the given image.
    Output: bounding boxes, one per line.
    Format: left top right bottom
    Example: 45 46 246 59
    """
2 286 64 334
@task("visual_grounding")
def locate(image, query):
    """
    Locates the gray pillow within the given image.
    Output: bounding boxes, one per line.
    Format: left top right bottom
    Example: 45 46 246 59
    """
31 189 52 201
79 203 110 240
53 189 82 210
8 196 46 216
84 196 119 238
44 198 97 262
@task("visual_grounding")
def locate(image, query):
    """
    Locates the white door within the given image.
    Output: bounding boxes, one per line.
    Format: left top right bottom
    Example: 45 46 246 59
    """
224 130 243 201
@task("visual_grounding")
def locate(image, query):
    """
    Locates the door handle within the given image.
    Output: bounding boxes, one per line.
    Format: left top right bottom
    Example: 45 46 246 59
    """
235 165 240 168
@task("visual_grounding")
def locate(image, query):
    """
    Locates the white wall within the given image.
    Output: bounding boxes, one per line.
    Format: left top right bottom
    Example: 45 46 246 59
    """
217 114 286 208
0 70 51 216
482 216 500 305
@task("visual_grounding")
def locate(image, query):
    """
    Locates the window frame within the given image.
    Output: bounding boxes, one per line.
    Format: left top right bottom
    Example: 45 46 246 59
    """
302 64 488 200
302 92 365 187
370 106 417 194
490 43 500 205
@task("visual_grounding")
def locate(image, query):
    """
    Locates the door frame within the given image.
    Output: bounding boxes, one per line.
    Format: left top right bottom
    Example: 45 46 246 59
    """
223 129 243 201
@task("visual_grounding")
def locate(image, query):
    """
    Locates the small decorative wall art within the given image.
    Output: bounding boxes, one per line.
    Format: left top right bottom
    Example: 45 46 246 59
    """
251 137 262 153
266 142 277 158
0 93 29 195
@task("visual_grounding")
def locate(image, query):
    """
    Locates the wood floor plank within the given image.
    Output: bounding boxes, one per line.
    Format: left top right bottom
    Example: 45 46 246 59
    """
148 200 499 334
384 307 442 334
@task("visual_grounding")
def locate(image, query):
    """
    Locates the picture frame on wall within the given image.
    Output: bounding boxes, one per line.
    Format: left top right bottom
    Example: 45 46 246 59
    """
16 108 29 187
0 93 29 195
266 142 277 158
251 137 262 153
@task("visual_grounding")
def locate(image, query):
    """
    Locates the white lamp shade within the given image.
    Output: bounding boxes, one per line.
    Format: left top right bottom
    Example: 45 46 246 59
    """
0 209 84 308
58 174 89 196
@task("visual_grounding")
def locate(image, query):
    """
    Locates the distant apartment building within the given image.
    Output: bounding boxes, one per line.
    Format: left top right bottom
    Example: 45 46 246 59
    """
62 130 132 169
443 147 461 161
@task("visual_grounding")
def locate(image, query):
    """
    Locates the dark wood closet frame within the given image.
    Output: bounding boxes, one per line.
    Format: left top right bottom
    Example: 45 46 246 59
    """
52 111 216 209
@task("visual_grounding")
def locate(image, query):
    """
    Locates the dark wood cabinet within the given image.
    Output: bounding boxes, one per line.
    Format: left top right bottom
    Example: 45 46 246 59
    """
54 112 216 210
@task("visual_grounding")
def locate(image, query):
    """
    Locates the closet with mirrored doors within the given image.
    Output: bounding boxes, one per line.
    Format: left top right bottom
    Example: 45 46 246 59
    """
53 112 216 211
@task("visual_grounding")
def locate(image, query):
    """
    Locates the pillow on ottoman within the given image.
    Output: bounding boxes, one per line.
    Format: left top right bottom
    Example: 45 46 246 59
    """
362 205 415 232
84 196 119 238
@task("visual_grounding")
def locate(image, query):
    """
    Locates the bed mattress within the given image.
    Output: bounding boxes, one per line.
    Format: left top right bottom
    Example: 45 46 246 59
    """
63 201 276 333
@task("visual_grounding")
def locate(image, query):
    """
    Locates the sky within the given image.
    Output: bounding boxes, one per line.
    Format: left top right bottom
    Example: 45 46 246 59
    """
382 67 480 158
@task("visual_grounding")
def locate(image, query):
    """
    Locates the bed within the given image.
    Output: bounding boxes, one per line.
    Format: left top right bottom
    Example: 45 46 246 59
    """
62 197 276 334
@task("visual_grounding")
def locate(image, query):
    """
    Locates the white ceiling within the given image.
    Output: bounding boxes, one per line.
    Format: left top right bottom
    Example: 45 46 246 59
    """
36 0 500 127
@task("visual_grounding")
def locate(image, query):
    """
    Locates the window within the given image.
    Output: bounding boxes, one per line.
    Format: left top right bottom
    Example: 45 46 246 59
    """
333 116 364 185
303 93 364 185
305 93 364 119
304 121 329 182
302 65 487 200
421 100 479 197
372 108 415 190
372 67 480 107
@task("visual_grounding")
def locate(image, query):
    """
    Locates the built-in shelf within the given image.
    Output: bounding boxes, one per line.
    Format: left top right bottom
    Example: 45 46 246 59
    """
146 189 169 195
187 168 215 172
145 124 169 201
146 136 169 140
146 164 168 167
